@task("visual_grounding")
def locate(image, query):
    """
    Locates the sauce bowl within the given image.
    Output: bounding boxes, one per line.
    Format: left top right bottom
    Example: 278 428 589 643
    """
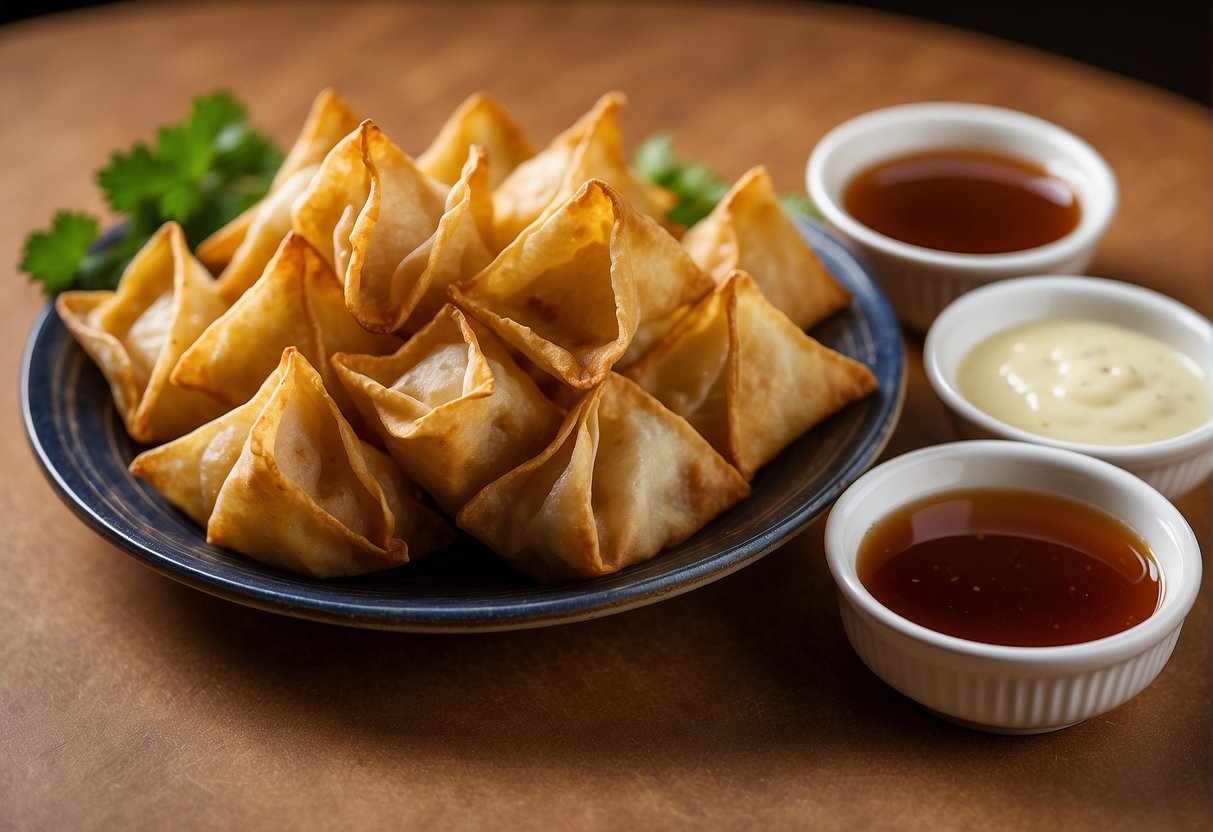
924 275 1213 499
823 440 1202 734
806 102 1118 332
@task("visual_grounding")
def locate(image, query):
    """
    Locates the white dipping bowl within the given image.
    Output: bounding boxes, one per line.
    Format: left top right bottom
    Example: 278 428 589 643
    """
824 440 1202 734
806 102 1118 332
924 275 1213 499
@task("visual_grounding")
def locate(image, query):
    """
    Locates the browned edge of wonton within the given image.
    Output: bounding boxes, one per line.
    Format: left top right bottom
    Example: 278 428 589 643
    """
456 372 750 582
681 165 851 330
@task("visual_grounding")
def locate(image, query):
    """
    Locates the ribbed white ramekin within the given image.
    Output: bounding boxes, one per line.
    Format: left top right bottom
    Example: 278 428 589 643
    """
806 102 1117 332
924 276 1213 500
824 440 1202 734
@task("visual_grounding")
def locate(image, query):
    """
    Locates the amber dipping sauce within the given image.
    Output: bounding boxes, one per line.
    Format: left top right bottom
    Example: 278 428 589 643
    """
857 488 1160 647
843 149 1081 254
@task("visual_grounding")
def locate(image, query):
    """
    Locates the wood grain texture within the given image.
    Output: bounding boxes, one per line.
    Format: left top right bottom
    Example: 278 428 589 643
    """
1 2 1209 830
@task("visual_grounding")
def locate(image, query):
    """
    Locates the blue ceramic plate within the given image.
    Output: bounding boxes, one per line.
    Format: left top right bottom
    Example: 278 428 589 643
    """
21 219 904 632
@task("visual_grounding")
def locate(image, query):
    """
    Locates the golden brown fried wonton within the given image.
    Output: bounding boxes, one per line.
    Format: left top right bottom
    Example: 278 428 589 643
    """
348 142 496 334
626 271 878 479
490 91 674 248
132 347 452 577
331 304 563 515
416 91 534 190
291 119 489 334
171 232 401 413
449 179 710 389
456 372 750 582
196 87 362 273
681 166 850 330
55 221 229 444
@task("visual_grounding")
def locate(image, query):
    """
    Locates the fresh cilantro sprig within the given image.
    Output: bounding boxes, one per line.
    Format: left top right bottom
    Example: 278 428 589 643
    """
634 133 729 227
633 133 818 227
21 91 282 296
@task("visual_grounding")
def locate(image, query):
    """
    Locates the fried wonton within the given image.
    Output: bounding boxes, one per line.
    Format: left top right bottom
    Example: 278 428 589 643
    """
210 164 321 303
680 166 851 330
171 232 400 415
291 119 444 270
490 91 675 248
615 309 689 371
416 91 534 190
196 88 362 273
55 222 229 443
449 179 711 389
291 119 487 334
626 271 878 479
357 441 458 562
456 372 750 582
348 142 496 334
331 304 563 515
131 349 307 527
131 347 452 577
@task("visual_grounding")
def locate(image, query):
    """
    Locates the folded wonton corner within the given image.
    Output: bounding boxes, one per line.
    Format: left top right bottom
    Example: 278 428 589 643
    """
490 90 674 249
171 231 401 415
626 270 878 479
131 347 454 578
416 91 535 190
456 372 750 582
449 178 711 389
347 141 497 334
331 303 563 515
55 221 230 444
681 166 851 330
196 87 362 276
291 118 498 335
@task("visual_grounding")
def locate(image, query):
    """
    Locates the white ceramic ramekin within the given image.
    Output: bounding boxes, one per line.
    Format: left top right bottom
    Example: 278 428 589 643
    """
924 275 1213 499
806 102 1118 332
824 440 1202 734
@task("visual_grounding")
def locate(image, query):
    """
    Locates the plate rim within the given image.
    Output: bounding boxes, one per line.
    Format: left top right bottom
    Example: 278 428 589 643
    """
20 219 906 633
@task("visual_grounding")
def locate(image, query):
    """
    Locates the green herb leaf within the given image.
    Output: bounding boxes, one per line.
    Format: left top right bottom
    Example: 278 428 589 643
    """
97 143 172 215
632 133 679 181
20 211 100 295
779 192 819 221
24 90 283 296
633 133 729 226
634 132 820 227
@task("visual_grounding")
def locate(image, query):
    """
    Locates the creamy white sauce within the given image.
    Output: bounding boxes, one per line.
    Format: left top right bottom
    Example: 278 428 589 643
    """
957 318 1211 445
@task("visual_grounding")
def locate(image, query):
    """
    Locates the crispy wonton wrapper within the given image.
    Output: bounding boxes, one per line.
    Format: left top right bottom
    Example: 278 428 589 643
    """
416 91 534 190
348 140 496 334
680 166 851 330
209 164 321 303
626 271 878 479
292 119 485 334
131 347 453 577
449 179 711 389
359 440 457 562
456 372 750 582
490 91 674 249
55 222 229 443
196 88 362 273
331 304 563 515
291 119 446 271
172 232 401 414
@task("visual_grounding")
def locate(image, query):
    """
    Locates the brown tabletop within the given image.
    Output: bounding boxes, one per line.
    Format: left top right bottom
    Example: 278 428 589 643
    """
2 2 1210 829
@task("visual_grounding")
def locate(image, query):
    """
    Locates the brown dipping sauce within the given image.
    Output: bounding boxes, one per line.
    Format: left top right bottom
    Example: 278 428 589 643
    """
857 488 1160 647
843 149 1081 254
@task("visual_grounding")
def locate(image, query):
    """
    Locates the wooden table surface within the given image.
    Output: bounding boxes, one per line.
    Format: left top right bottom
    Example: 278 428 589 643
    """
2 2 1210 829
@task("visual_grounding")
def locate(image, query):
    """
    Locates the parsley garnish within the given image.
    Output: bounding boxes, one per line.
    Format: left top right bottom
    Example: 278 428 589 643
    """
634 133 818 227
21 91 282 296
